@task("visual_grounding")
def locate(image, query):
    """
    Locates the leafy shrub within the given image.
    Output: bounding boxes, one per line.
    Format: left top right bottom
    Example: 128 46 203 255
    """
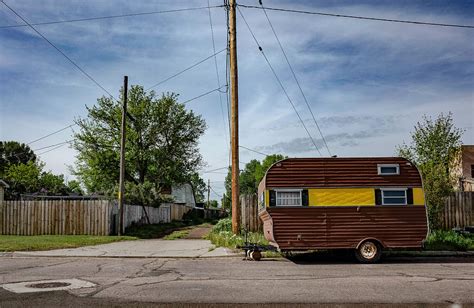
211 218 232 233
207 218 268 248
425 230 474 251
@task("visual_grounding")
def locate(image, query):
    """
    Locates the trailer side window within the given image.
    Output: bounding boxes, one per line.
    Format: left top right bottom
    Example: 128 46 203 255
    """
377 164 400 175
276 190 302 206
381 189 407 205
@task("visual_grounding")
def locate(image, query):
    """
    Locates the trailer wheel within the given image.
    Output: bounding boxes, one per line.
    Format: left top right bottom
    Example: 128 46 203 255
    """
355 240 381 263
250 250 262 261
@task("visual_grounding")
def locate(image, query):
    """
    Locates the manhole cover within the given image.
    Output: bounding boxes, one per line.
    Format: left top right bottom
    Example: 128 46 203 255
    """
26 282 71 289
1 279 96 293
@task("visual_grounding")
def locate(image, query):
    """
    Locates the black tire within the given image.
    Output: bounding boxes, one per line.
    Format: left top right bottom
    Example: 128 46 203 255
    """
250 250 262 261
355 240 382 263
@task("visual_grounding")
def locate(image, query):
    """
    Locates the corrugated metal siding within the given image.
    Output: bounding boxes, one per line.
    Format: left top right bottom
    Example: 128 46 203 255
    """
265 157 422 188
260 206 427 250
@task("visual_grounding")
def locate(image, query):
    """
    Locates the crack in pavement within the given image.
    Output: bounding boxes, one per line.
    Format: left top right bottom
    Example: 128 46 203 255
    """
396 271 474 283
0 259 76 275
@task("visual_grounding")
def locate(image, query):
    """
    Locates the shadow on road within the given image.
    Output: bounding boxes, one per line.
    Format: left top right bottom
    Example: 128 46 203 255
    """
285 250 474 265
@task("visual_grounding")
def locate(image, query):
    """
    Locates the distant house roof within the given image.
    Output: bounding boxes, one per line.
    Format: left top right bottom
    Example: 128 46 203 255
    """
0 180 9 188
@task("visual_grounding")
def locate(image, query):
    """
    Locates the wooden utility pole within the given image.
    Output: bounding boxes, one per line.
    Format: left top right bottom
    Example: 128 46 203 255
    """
207 179 210 209
229 0 240 234
118 75 128 235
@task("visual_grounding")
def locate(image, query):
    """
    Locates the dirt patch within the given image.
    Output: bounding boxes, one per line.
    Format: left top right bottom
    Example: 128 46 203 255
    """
184 227 212 239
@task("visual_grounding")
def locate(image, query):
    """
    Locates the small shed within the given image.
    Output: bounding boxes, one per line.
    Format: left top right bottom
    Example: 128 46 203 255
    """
0 180 9 201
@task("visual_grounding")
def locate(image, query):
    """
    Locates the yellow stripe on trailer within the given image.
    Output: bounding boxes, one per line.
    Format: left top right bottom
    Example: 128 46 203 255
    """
309 188 375 206
412 187 425 206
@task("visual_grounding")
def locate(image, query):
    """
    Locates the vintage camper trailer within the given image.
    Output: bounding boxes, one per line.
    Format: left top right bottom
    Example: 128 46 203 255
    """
258 157 428 263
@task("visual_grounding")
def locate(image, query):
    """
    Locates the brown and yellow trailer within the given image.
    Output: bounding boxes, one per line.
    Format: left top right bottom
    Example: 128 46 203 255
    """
258 157 428 263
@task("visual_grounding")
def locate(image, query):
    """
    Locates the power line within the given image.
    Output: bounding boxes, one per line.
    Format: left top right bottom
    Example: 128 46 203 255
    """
202 166 228 173
1 1 117 101
0 5 225 29
207 0 229 160
146 48 226 91
239 145 269 157
36 142 69 156
260 4 332 157
210 185 223 199
27 124 76 145
27 52 228 146
182 85 228 104
238 4 474 29
32 139 74 152
237 7 323 156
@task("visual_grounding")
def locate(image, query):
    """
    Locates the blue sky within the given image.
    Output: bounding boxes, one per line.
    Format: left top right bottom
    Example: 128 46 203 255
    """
0 0 473 199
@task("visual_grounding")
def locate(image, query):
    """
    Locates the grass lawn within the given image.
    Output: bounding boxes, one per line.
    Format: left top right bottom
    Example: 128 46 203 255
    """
424 230 474 251
0 235 137 252
163 229 190 240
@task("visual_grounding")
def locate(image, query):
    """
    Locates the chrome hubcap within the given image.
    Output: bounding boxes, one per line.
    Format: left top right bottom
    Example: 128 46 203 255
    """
360 242 377 259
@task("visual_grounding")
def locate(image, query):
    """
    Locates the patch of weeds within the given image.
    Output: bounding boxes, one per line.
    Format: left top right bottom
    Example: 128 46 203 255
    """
424 230 474 251
163 230 190 240
206 218 269 249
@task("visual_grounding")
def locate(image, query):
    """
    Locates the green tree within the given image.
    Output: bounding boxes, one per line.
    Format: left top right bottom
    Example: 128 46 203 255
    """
189 173 206 203
39 172 68 195
240 159 261 194
4 161 43 198
224 154 287 199
208 200 219 208
73 86 207 197
397 112 463 229
66 180 83 195
255 154 287 184
0 141 36 177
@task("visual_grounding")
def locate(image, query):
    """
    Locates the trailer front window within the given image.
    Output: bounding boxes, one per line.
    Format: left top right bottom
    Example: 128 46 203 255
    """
276 191 302 206
381 189 407 205
377 164 400 175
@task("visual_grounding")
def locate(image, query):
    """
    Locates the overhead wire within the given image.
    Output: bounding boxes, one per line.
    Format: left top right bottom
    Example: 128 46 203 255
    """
32 140 74 152
24 50 227 146
259 3 332 157
1 1 118 101
237 7 323 156
238 4 474 29
182 84 228 105
0 5 225 29
146 48 226 91
210 185 223 199
239 145 269 157
36 142 69 156
27 124 76 145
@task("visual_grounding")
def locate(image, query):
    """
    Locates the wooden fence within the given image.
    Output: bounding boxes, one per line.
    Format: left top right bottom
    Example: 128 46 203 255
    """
240 194 261 232
441 192 473 230
0 200 112 236
0 200 194 236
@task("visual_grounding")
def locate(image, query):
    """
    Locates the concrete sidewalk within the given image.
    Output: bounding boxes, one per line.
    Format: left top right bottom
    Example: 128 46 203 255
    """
7 239 239 258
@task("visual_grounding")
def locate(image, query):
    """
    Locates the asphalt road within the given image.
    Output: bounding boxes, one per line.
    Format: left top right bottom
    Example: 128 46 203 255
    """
0 254 473 307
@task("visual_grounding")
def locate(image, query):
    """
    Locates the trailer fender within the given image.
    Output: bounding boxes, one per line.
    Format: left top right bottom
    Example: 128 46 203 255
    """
356 238 385 249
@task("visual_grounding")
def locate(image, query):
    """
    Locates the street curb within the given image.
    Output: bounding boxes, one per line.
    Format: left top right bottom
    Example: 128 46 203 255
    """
0 252 242 259
385 250 474 257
